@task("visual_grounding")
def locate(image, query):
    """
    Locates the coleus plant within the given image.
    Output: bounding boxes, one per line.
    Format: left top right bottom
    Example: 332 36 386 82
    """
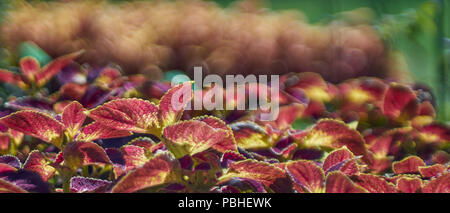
0 50 84 95
0 58 448 193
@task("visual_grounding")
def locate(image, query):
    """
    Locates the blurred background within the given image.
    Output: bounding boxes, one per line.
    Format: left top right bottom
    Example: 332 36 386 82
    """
0 0 448 122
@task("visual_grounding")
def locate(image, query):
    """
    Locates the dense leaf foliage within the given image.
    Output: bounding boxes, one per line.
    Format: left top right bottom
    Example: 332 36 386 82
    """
0 53 448 193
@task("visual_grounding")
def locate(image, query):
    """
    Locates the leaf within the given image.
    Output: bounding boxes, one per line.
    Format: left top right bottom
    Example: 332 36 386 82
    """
322 148 355 174
0 134 9 152
292 118 315 130
286 72 331 102
325 171 368 193
19 57 40 81
0 155 21 169
0 170 50 193
35 50 84 86
396 177 422 193
158 82 193 128
5 97 54 112
351 174 397 193
0 111 64 147
230 121 271 149
76 122 131 142
422 173 450 193
341 77 387 105
369 135 392 158
61 101 86 138
70 176 112 193
88 98 160 134
419 164 446 178
417 123 450 144
220 151 246 168
382 84 418 120
128 137 165 153
0 178 27 193
286 160 325 193
108 145 148 178
0 163 17 174
219 159 290 192
432 151 449 164
194 116 237 153
163 120 229 158
23 150 55 182
63 141 112 170
111 153 179 193
60 83 88 100
258 104 305 130
302 119 369 161
0 69 23 85
392 156 425 174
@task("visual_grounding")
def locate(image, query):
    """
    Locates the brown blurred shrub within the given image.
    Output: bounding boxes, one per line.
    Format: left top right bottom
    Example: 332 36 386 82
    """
0 0 410 83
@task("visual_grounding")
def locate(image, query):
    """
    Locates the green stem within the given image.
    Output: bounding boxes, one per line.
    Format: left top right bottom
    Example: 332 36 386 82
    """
61 169 74 193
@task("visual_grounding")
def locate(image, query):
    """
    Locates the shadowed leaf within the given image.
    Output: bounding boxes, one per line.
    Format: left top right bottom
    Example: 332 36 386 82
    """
286 160 324 193
111 153 179 193
23 150 55 182
70 176 111 193
63 141 111 170
325 172 367 193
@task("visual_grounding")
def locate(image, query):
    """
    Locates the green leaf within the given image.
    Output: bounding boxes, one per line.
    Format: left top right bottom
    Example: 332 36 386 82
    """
292 118 315 130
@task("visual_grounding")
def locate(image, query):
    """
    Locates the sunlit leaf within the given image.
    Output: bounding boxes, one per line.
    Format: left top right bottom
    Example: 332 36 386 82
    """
0 111 64 147
88 98 159 134
392 156 425 174
163 120 228 158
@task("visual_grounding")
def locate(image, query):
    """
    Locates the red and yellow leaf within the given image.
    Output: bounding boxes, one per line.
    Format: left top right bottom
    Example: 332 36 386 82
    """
322 147 356 174
35 50 84 86
351 174 397 193
76 122 131 142
302 119 369 161
230 121 271 149
88 98 159 134
163 120 229 158
111 153 179 193
419 164 446 178
325 171 367 193
392 156 425 174
396 176 422 193
0 111 64 147
219 159 289 192
286 160 325 193
158 82 193 128
63 141 112 170
194 116 237 153
19 57 40 81
382 84 419 120
23 150 56 182
62 101 86 139
422 173 450 193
